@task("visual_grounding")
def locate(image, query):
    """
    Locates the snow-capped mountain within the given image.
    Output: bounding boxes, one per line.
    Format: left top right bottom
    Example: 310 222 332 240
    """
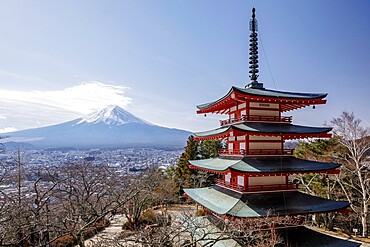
2 106 190 148
76 105 151 126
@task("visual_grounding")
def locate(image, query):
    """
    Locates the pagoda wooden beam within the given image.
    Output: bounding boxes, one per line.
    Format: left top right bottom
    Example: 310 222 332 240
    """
231 169 340 177
249 106 280 111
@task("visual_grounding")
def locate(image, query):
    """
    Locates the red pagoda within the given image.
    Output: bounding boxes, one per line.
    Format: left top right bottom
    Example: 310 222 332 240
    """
184 8 359 247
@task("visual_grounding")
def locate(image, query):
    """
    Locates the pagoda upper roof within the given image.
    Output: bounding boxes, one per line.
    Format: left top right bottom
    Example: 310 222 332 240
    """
197 86 327 114
189 156 340 174
194 122 332 140
184 186 349 218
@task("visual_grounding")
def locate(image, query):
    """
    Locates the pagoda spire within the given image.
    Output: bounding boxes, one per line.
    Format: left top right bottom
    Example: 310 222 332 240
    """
246 7 264 89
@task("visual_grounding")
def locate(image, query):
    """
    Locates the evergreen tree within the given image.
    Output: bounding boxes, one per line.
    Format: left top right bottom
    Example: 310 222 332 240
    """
199 140 223 159
174 136 199 188
294 138 343 162
171 137 222 190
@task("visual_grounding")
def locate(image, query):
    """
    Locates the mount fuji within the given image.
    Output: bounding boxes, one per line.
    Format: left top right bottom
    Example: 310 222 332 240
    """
3 106 191 149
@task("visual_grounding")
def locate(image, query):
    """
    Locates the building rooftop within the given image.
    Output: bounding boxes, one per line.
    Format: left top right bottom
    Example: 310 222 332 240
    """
194 122 332 139
189 156 340 174
197 86 328 113
184 186 349 218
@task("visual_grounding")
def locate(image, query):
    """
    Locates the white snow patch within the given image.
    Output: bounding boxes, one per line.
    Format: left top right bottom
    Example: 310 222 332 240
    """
76 105 152 126
0 127 17 133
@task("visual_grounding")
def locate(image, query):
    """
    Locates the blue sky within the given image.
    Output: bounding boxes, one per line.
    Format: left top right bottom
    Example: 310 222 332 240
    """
0 0 369 132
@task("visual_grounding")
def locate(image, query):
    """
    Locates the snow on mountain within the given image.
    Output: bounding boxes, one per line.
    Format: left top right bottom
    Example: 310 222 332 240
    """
76 105 151 126
2 105 190 148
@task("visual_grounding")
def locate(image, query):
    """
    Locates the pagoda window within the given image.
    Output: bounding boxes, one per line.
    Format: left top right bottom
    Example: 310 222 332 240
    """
249 102 280 118
249 175 286 187
230 106 237 112
230 113 235 120
238 102 246 110
225 173 231 183
241 109 246 117
249 109 279 117
228 143 233 151
237 136 245 141
239 142 246 151
248 136 282 154
250 136 282 141
237 176 244 187
228 136 236 141
249 142 281 150
250 102 279 109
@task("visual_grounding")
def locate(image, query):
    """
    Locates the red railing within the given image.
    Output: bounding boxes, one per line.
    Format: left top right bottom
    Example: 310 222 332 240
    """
220 115 292 126
218 149 246 156
215 179 245 192
215 179 299 192
246 183 299 192
218 149 294 156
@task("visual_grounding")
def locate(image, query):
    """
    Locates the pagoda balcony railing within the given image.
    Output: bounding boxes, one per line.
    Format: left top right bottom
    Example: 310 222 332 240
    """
215 179 245 192
218 149 294 156
215 179 299 192
246 183 299 192
220 115 292 126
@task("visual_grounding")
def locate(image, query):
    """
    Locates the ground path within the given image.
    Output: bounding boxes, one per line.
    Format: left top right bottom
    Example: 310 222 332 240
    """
84 214 127 247
83 205 194 246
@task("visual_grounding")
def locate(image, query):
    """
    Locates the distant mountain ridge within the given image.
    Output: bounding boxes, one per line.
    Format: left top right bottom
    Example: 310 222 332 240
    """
2 106 191 149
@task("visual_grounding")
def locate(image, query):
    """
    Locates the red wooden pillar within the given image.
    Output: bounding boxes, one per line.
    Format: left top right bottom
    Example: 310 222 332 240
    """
246 134 249 155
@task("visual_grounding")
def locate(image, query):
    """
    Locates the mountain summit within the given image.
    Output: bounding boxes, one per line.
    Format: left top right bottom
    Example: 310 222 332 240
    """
3 106 190 148
77 105 150 126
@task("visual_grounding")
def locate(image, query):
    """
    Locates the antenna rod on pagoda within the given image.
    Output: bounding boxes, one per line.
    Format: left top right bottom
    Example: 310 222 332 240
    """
246 7 264 89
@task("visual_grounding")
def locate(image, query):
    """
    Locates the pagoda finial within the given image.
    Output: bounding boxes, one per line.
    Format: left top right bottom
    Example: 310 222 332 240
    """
246 7 264 89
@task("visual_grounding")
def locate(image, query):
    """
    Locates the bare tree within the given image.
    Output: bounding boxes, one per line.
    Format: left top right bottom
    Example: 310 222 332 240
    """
90 206 303 247
0 148 33 246
51 162 136 247
121 170 178 230
331 111 370 237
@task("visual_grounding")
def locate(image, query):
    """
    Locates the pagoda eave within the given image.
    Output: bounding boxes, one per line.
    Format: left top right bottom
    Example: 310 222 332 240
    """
189 165 340 176
184 186 350 218
188 165 227 175
188 157 341 174
194 132 331 141
196 87 328 114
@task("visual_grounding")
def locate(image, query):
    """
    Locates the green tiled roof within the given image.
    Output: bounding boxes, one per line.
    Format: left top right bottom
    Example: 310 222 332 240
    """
194 122 332 138
197 86 327 110
189 157 340 173
184 186 349 218
234 86 327 99
195 126 231 137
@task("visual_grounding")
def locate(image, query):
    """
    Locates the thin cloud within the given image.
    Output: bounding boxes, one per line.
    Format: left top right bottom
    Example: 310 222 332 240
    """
0 81 132 114
0 81 132 131
0 70 46 84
